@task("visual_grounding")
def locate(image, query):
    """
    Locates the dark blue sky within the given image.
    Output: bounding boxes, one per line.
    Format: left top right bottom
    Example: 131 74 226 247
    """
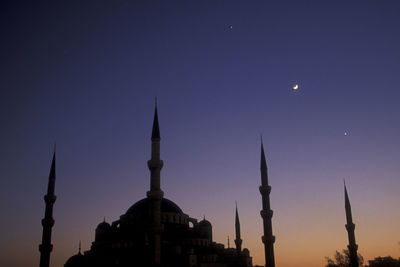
1 1 400 266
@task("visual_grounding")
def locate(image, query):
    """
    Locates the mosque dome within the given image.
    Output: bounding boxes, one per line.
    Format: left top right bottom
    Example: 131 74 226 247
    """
242 248 250 256
96 221 111 231
64 252 85 267
197 218 212 228
196 218 213 241
95 221 111 242
126 198 183 216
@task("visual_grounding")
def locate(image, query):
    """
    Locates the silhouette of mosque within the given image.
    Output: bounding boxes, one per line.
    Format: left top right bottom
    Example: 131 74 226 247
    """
39 105 277 267
38 105 359 267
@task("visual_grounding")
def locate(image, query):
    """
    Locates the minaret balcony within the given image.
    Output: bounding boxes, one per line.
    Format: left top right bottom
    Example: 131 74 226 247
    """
259 185 271 195
235 239 242 245
261 235 275 244
41 218 55 227
345 223 355 231
347 244 358 250
44 195 57 203
147 160 164 169
260 209 273 219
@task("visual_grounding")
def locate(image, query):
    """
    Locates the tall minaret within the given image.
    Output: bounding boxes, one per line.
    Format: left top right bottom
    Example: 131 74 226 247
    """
259 140 275 267
39 149 56 267
344 182 359 267
147 103 164 266
234 202 242 255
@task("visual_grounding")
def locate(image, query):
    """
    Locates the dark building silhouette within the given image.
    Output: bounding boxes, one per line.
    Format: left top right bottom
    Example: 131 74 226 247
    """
63 106 253 267
368 256 400 267
39 149 56 267
259 140 275 267
344 182 359 267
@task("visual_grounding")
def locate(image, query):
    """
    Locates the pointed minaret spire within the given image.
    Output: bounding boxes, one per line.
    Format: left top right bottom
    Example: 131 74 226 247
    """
260 135 268 184
147 103 164 266
234 201 242 255
259 140 275 267
152 99 160 140
78 241 81 255
39 148 57 267
344 180 353 223
227 236 230 249
344 181 359 267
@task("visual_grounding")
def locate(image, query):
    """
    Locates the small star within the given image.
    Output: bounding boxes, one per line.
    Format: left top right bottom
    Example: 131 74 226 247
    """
229 25 233 30
293 84 299 90
344 132 348 136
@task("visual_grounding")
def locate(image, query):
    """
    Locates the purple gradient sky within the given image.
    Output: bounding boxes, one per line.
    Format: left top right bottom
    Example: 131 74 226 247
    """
1 1 400 266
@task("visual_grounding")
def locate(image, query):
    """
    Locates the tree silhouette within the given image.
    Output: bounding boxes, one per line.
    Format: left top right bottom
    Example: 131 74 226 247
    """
325 249 364 267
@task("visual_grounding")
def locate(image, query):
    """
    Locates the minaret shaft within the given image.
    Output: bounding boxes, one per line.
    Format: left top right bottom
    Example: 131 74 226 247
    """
147 106 164 266
149 140 162 190
345 185 359 267
39 152 56 267
259 142 275 267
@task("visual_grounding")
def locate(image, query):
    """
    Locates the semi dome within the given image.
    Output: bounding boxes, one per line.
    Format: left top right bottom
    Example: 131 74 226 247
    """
126 198 183 216
64 252 85 267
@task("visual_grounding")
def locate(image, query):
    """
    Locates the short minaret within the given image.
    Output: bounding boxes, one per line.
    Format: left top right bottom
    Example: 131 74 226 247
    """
39 149 56 267
344 182 359 267
146 103 164 266
234 202 242 255
259 140 275 267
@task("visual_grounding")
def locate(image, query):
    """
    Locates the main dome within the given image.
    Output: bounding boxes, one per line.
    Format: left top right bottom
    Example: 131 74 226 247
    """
126 197 183 216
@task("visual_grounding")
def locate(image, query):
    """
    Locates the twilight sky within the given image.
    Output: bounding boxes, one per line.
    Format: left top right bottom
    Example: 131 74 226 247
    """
1 1 400 267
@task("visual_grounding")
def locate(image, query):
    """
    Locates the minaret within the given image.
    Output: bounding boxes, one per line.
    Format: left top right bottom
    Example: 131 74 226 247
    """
259 140 275 267
344 182 359 267
147 103 164 266
39 149 56 267
234 202 242 255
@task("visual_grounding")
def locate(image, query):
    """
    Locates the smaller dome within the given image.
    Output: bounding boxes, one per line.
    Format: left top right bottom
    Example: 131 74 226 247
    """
196 218 213 241
65 252 85 267
95 220 111 242
198 219 212 228
96 221 111 231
